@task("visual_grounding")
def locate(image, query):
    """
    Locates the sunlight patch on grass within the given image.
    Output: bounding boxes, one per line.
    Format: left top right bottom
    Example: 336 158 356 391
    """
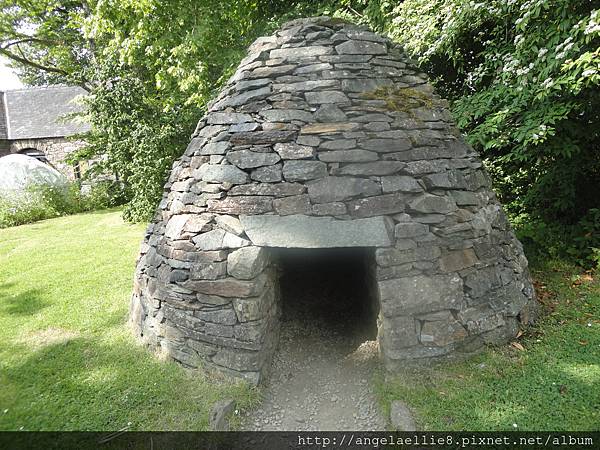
0 209 259 431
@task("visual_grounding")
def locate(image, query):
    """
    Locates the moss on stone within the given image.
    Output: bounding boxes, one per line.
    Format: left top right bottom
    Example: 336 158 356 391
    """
362 86 435 114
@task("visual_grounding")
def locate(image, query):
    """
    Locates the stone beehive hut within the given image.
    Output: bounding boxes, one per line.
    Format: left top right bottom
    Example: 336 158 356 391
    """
130 17 538 384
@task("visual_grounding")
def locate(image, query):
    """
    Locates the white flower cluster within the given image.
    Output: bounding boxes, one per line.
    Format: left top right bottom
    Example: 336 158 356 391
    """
584 10 599 35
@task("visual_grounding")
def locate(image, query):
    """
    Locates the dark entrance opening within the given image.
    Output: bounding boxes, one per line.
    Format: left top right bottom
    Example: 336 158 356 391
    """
272 247 379 346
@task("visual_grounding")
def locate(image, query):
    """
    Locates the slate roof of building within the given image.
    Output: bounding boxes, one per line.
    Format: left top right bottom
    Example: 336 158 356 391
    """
0 85 90 140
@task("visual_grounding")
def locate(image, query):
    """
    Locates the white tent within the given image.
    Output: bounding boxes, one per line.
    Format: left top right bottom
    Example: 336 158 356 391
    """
0 154 67 191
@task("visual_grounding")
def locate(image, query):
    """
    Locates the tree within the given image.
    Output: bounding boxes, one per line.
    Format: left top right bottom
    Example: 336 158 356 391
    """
0 0 96 88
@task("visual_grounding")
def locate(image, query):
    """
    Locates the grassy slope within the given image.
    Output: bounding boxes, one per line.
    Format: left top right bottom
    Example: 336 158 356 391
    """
376 260 600 430
0 209 257 431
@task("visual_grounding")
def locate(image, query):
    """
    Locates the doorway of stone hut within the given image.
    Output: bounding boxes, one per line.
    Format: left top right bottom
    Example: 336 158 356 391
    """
244 247 385 429
271 247 380 362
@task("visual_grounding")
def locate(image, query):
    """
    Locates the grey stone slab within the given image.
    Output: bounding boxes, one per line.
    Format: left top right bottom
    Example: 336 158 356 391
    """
228 182 305 197
248 64 295 79
295 62 332 74
348 193 405 218
312 202 347 216
319 150 378 162
395 222 429 238
333 161 404 176
308 176 381 203
207 196 273 215
230 130 296 145
359 138 411 153
282 160 328 181
227 246 268 280
251 164 282 182
207 112 253 124
378 274 463 316
259 109 314 122
273 142 316 159
240 214 393 248
214 86 271 108
273 194 312 215
215 215 245 236
226 149 280 169
381 175 423 193
270 45 333 60
305 90 350 104
319 139 356 150
408 194 457 214
235 78 271 92
335 40 387 55
199 141 230 155
273 79 338 92
195 164 249 184
301 122 360 134
341 78 392 92
315 104 347 122
390 401 416 432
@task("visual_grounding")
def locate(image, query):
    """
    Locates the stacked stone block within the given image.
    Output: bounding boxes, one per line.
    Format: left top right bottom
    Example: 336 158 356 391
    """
130 16 537 383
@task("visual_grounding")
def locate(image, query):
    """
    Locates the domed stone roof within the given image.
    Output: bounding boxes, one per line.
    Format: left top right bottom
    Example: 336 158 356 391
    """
130 16 538 384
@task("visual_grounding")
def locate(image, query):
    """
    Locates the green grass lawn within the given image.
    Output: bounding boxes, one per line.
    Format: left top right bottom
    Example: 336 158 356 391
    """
0 209 257 431
1 209 598 431
377 259 600 430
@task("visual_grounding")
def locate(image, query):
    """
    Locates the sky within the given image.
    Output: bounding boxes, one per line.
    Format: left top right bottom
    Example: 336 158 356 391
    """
0 57 24 90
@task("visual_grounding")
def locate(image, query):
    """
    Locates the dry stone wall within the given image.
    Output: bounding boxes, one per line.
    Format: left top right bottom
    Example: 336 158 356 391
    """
130 16 538 383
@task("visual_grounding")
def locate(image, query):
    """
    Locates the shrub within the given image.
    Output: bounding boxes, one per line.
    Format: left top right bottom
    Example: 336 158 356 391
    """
0 181 126 228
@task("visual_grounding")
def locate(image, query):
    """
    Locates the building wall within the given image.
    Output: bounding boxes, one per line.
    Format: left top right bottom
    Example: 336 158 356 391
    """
9 137 86 180
0 140 9 157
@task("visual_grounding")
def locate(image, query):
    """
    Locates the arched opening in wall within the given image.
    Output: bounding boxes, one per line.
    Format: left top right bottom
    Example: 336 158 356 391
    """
270 247 380 361
18 148 49 164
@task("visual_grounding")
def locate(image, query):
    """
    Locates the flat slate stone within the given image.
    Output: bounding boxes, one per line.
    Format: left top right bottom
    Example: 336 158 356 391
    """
207 112 253 124
251 164 282 182
333 161 405 176
195 164 249 184
318 150 378 162
240 214 393 248
230 130 296 145
307 176 381 203
228 182 305 197
282 160 328 181
360 138 411 153
270 45 333 60
390 401 416 432
273 142 316 159
378 274 463 316
259 109 314 122
336 40 387 55
305 90 350 104
226 150 280 169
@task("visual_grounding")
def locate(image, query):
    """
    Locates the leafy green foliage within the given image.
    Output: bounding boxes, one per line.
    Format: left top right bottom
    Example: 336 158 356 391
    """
75 0 333 222
0 0 95 88
0 181 125 228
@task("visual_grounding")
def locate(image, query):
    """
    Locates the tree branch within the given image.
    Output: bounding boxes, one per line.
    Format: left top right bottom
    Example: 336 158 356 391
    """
0 47 69 76
0 37 57 50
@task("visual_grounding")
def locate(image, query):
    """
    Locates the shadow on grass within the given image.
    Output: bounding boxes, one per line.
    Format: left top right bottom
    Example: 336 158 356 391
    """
0 283 47 316
1 334 209 431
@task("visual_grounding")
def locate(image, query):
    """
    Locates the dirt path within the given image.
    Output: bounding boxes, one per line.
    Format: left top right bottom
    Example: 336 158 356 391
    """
241 250 386 431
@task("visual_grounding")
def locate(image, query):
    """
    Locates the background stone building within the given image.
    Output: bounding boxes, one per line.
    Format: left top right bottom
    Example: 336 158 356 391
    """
0 85 90 179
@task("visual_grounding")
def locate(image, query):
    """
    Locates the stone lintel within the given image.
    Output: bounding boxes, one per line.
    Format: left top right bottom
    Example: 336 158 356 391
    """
239 214 393 248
